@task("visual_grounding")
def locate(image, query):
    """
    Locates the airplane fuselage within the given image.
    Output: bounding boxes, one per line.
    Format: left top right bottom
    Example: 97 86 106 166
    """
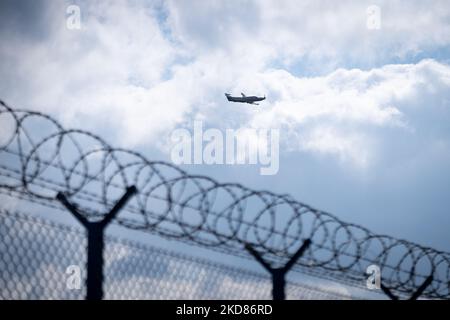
225 93 265 104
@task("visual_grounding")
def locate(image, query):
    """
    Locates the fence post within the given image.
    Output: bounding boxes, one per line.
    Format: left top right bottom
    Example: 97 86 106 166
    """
56 186 137 300
245 239 311 300
380 275 433 300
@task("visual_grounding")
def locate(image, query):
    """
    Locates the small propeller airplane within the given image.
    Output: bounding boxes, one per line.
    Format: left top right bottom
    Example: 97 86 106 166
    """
225 93 266 105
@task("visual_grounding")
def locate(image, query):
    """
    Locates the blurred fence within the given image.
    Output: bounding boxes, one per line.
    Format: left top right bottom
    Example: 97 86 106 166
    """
0 100 449 300
0 210 350 300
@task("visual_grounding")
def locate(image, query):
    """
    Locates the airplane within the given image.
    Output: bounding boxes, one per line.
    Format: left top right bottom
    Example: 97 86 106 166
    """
225 93 266 105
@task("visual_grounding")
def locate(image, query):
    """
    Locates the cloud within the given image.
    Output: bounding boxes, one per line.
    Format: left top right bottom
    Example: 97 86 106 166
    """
0 0 449 169
0 0 178 144
243 59 450 169
166 0 450 71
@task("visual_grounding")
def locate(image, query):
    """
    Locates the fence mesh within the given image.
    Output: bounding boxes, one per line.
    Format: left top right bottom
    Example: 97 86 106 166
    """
0 210 352 300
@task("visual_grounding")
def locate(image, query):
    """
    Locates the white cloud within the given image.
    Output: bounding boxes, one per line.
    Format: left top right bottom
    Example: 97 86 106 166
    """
300 126 372 168
166 0 450 70
1 0 178 144
244 59 450 169
0 0 449 167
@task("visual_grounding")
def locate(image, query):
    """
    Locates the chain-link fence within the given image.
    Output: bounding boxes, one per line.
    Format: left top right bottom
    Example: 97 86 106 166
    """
0 210 86 299
0 210 352 300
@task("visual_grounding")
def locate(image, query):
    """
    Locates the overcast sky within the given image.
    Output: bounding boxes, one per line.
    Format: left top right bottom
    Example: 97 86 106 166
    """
1 0 450 252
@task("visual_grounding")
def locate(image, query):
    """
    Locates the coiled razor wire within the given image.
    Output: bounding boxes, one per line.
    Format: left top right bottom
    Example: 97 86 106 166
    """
0 100 449 299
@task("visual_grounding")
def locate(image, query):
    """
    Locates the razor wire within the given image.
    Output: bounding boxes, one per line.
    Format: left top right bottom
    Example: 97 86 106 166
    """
0 100 449 299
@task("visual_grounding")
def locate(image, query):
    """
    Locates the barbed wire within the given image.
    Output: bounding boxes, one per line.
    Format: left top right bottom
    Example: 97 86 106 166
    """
0 100 449 299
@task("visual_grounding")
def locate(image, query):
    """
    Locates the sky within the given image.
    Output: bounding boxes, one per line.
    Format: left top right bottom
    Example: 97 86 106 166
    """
1 0 450 255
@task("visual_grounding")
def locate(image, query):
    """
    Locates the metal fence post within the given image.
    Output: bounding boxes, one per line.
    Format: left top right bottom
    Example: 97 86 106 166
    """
380 275 433 300
56 186 137 300
245 239 311 300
